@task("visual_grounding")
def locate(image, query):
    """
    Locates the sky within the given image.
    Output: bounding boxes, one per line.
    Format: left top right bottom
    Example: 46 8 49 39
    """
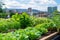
2 0 60 11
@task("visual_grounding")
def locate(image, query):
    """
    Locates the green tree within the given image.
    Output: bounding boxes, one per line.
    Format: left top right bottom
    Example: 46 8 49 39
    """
0 0 5 13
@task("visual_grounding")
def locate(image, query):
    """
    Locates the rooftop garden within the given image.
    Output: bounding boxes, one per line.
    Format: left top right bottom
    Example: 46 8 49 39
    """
0 9 60 40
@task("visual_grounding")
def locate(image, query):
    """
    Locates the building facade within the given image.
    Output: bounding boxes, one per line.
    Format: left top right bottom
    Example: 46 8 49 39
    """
48 6 57 13
48 6 57 17
27 8 33 16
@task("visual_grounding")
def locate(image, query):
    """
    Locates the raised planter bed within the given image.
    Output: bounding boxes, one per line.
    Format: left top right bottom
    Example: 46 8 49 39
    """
52 35 60 40
39 32 58 40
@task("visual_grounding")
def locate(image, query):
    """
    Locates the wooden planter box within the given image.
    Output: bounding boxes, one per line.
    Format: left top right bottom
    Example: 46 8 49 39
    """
39 32 58 40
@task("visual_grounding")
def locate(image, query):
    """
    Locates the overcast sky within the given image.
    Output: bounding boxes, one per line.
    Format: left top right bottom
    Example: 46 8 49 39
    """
2 0 60 11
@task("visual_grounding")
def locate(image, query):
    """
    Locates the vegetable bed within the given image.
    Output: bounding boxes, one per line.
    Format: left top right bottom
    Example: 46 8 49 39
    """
0 12 59 40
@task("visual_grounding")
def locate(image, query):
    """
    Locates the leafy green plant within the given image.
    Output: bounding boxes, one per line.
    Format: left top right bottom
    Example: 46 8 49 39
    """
0 18 20 32
0 32 29 40
35 24 48 34
19 12 33 28
12 13 20 22
52 11 60 32
32 17 54 26
12 12 33 29
25 27 42 40
15 27 42 40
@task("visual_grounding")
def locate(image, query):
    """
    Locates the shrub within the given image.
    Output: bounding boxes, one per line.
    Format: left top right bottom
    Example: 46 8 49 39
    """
12 12 33 29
